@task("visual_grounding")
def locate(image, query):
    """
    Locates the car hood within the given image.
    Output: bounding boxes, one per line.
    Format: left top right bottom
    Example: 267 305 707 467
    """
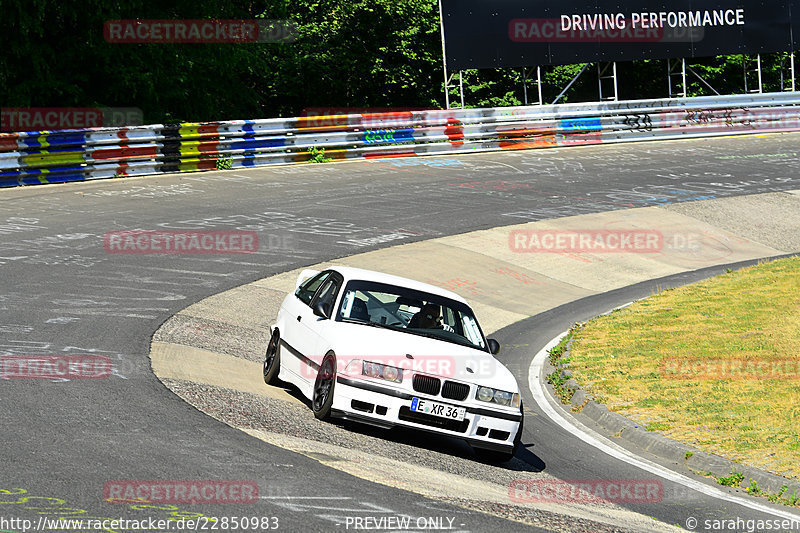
324 322 520 393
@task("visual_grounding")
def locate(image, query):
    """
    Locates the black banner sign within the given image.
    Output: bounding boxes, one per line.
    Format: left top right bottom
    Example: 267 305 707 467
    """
441 1 797 69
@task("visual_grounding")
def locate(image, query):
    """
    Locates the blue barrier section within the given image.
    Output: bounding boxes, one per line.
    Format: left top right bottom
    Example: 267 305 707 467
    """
558 117 603 131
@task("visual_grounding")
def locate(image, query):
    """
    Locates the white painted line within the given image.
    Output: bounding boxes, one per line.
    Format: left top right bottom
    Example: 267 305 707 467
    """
260 496 353 499
133 266 237 277
602 301 634 314
528 331 800 521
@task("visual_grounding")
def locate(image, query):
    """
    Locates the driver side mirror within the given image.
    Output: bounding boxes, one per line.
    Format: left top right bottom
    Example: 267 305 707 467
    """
313 300 331 319
487 338 500 355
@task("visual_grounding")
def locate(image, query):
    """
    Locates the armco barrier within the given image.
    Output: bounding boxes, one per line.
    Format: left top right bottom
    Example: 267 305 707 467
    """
2 92 800 188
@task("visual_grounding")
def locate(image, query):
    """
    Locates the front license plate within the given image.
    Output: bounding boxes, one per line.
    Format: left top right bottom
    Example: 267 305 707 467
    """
410 397 466 421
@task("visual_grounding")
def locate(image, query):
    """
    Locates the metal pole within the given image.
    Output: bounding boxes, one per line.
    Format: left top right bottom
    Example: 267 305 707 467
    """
743 56 748 94
667 59 672 97
438 0 450 109
537 66 543 105
551 63 590 105
681 58 687 97
612 61 619 101
597 63 604 100
687 66 721 95
781 55 785 91
523 68 528 105
757 53 763 93
459 71 464 108
793 52 796 92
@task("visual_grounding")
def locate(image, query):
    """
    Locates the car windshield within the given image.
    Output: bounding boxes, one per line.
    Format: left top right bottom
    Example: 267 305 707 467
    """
335 280 488 351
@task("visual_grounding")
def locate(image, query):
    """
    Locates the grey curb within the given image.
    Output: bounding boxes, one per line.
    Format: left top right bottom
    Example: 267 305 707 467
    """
545 343 800 499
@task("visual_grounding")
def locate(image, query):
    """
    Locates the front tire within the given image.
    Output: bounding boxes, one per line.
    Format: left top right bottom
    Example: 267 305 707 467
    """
312 352 336 420
263 329 281 385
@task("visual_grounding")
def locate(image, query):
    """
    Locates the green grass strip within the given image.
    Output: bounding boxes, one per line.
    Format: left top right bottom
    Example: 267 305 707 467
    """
567 256 800 481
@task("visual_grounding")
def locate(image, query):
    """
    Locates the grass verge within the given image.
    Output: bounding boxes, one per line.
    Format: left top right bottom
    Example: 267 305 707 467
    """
566 256 800 482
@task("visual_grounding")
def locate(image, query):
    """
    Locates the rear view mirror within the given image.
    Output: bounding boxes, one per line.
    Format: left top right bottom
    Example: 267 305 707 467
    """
313 300 331 319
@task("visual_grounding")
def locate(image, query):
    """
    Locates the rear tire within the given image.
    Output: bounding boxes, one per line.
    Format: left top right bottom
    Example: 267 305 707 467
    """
312 353 336 420
263 330 281 385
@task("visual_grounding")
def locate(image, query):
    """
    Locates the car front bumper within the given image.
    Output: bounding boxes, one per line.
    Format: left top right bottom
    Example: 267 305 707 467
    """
332 376 522 452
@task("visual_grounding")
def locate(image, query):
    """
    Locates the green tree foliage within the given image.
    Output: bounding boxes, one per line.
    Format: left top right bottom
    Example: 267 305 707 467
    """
278 0 442 112
2 0 280 122
0 0 443 122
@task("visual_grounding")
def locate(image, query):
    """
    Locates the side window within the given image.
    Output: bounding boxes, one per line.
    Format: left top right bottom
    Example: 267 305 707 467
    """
295 272 330 305
461 315 485 349
442 307 460 333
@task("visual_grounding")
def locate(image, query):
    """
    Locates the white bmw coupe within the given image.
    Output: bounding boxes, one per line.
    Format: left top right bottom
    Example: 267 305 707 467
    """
263 266 524 462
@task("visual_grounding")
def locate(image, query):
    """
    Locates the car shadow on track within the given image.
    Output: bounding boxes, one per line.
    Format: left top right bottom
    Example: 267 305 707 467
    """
278 381 546 473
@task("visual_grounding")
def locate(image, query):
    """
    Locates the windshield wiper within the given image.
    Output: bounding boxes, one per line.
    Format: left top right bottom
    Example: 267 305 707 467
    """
342 319 398 331
406 328 482 349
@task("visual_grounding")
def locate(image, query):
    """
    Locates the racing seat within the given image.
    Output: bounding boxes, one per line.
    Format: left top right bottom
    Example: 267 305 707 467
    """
351 298 371 321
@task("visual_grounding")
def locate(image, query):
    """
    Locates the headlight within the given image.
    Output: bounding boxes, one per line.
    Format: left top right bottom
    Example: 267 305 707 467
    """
477 386 494 402
362 361 402 383
494 390 513 405
475 386 520 408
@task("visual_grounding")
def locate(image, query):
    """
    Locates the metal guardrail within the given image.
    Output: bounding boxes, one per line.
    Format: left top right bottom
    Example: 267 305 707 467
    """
2 92 800 188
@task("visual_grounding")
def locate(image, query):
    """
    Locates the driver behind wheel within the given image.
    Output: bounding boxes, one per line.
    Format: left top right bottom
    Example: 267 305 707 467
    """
408 303 454 332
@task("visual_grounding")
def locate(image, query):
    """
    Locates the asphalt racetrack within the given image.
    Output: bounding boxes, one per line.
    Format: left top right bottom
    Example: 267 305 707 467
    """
2 134 800 532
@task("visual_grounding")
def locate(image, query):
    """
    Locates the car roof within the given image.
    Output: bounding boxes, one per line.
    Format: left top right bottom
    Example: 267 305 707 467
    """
327 266 469 304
